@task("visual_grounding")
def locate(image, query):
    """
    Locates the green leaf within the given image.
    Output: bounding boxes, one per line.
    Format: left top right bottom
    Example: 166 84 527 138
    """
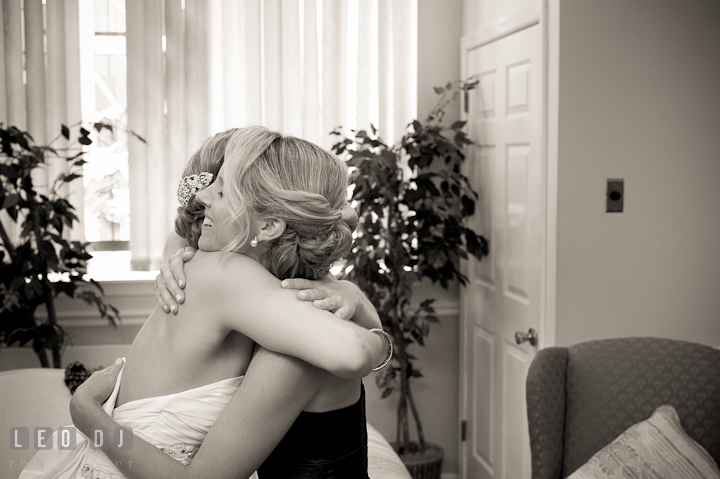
405 144 420 159
94 122 113 133
63 173 82 183
24 278 43 299
419 298 435 310
78 136 92 146
464 228 489 259
433 86 444 94
61 124 70 140
53 280 76 298
0 164 19 179
7 327 37 347
66 151 84 162
461 195 475 217
451 120 466 130
2 194 19 209
129 130 147 144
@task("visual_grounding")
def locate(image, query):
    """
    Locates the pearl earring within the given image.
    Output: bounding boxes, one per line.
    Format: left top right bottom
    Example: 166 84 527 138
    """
250 236 259 247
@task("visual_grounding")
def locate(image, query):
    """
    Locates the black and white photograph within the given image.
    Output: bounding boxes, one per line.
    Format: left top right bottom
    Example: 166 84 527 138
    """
1 1 719 478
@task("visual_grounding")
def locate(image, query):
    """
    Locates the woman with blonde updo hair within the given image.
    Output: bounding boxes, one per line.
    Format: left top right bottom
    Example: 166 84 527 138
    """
63 126 388 479
218 126 358 280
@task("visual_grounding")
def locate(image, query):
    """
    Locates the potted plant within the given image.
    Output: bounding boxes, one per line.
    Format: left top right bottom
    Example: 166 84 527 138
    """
331 77 488 478
0 123 121 368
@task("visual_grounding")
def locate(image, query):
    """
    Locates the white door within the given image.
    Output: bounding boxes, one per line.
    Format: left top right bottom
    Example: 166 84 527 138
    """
460 22 545 479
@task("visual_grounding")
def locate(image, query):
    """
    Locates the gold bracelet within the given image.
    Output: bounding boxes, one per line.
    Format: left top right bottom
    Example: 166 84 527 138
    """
369 328 393 371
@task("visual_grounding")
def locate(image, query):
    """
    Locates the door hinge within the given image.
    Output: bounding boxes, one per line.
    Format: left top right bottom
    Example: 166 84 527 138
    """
461 420 467 442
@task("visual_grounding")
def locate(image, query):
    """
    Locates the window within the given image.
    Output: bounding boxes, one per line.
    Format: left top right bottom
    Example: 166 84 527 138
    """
81 0 132 272
79 0 416 271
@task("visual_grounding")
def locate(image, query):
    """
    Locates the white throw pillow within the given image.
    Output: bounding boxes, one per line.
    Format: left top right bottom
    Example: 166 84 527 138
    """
568 404 720 479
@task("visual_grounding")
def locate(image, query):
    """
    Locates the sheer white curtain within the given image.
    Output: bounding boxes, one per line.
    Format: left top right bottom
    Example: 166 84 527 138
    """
0 0 84 240
126 0 417 270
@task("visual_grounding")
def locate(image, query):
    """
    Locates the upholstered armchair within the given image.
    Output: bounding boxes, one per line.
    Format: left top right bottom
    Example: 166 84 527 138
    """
526 337 720 479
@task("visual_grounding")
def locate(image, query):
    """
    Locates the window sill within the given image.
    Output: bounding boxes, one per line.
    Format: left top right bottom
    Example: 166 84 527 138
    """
88 270 158 283
86 251 157 283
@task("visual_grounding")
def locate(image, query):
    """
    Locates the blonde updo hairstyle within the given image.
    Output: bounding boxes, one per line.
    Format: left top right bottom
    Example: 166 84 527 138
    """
222 126 358 280
175 129 238 248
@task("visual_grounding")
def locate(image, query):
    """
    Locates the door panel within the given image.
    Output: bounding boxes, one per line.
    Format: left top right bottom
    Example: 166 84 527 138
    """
473 329 494 470
472 145 497 288
461 22 544 479
502 345 533 479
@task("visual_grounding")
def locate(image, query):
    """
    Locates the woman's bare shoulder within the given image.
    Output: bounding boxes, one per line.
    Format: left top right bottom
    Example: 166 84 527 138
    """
186 251 278 291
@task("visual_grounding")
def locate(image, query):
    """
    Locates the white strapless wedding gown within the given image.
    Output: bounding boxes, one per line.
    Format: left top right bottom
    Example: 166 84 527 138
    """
20 359 258 479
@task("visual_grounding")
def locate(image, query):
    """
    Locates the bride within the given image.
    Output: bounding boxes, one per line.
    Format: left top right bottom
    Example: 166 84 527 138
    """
20 127 390 479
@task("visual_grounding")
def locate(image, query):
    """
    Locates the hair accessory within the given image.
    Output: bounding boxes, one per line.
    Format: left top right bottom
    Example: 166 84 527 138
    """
177 172 214 206
369 328 393 371
250 236 259 247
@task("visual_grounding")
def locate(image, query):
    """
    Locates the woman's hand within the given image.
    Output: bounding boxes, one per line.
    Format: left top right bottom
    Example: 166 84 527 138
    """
281 275 382 329
154 246 196 314
70 358 124 434
155 249 375 325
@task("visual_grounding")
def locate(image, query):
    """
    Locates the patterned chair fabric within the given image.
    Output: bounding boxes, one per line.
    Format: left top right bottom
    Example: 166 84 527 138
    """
526 337 720 479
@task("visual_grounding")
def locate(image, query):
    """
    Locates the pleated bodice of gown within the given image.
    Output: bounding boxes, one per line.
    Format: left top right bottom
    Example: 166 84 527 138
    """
19 359 253 479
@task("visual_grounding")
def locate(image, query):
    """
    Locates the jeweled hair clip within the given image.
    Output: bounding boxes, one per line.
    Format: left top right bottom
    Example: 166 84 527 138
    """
177 172 214 206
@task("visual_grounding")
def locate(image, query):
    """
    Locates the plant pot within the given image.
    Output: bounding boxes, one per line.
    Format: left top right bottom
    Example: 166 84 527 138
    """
393 442 444 479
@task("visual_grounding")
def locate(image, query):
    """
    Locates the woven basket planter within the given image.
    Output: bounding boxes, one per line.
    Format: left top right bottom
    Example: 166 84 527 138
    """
394 442 444 479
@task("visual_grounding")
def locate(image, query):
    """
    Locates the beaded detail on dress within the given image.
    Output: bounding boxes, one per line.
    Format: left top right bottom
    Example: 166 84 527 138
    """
136 431 200 465
79 435 200 478
150 441 199 464
79 464 104 479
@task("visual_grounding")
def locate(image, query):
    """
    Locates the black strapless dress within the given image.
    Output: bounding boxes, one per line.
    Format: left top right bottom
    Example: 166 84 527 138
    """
257 383 370 479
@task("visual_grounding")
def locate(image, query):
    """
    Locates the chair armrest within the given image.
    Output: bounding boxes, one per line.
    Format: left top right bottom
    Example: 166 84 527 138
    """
527 347 568 479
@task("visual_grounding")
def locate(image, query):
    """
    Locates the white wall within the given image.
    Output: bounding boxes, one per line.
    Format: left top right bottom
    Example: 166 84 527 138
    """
418 0 463 123
555 0 720 347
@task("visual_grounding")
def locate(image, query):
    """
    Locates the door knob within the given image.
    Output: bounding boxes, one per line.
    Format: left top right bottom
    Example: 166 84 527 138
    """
515 328 537 346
